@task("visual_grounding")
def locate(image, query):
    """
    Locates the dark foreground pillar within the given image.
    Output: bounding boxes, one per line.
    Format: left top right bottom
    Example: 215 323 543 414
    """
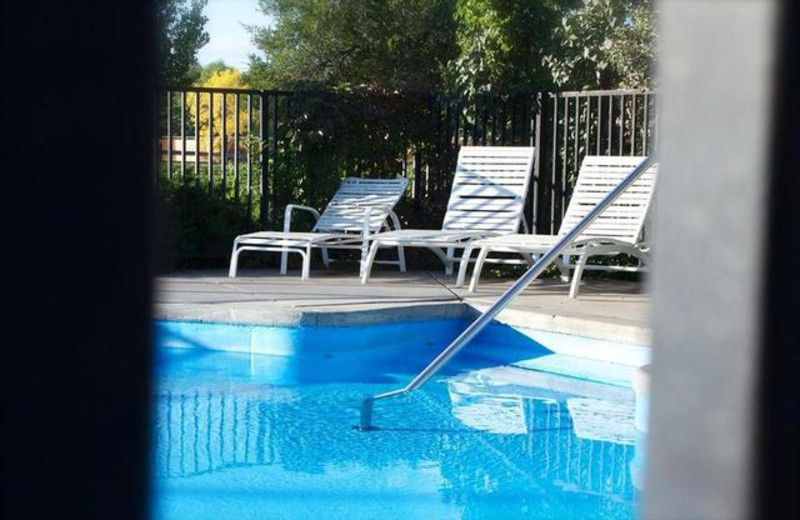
2 2 155 519
648 1 799 518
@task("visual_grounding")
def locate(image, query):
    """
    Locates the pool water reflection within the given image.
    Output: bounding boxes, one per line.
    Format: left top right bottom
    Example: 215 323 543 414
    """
152 342 640 520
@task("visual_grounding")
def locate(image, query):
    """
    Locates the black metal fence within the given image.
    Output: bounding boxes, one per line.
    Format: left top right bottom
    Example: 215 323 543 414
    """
156 87 656 250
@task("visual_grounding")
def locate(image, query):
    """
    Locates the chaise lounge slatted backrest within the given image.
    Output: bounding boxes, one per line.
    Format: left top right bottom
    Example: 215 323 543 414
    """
442 146 535 233
313 177 408 233
559 156 658 244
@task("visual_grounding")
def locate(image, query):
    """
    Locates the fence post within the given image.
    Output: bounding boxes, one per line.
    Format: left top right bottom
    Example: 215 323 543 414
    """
259 91 269 228
271 95 279 227
531 92 543 234
154 89 161 189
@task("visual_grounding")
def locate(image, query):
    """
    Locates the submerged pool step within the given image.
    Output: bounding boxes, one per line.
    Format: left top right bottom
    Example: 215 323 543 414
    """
445 364 634 402
509 353 640 388
443 364 637 444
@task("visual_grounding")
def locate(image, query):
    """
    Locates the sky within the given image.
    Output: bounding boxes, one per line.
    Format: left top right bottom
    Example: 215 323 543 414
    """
197 0 273 70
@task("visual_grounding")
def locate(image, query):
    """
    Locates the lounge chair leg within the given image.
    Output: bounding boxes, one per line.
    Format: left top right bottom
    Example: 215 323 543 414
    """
445 246 455 276
301 246 311 281
280 248 289 275
521 252 536 266
397 245 406 273
321 247 330 269
559 254 571 283
361 241 381 283
569 250 590 299
228 242 241 278
469 247 491 293
456 244 476 288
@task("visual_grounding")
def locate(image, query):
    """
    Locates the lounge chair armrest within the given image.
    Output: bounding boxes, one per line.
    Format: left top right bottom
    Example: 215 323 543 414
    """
387 210 403 231
360 205 397 236
284 204 321 232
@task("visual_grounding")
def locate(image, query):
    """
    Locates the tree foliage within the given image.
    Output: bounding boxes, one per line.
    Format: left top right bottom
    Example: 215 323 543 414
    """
543 0 657 90
247 0 459 91
246 0 654 92
192 64 251 153
446 0 568 96
196 60 232 85
157 0 210 85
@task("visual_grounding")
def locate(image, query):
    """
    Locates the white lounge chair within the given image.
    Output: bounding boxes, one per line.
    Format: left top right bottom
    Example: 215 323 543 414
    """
360 146 535 283
229 177 408 280
457 156 658 298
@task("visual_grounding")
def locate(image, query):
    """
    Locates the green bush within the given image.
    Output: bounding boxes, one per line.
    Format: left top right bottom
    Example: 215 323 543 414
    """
157 174 256 268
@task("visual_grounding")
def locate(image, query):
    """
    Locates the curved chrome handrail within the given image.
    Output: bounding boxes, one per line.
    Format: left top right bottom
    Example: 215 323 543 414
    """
358 155 657 431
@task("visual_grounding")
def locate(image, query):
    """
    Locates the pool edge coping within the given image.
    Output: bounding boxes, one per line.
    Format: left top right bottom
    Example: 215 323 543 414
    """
155 300 650 347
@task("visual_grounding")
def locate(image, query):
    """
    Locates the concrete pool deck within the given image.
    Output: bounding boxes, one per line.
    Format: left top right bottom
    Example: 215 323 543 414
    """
155 269 651 345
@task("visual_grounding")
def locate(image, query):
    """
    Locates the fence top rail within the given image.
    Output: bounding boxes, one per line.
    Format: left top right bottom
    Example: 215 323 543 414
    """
553 89 655 98
159 86 655 99
159 86 294 96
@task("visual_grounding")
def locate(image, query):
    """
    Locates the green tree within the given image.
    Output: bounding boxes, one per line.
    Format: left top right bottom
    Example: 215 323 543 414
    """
446 0 569 95
158 0 210 85
543 0 657 90
247 0 458 91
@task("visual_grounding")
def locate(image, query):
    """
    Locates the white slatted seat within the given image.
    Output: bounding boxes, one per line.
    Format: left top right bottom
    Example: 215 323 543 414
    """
229 177 408 280
457 156 658 297
360 146 535 283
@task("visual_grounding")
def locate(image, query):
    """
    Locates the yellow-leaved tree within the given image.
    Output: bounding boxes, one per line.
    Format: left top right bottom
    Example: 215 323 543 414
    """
190 66 252 155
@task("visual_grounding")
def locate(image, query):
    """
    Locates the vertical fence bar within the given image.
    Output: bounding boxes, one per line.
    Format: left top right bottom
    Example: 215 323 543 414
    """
154 89 161 188
194 90 200 190
414 147 422 207
259 92 268 227
531 92 542 234
472 96 485 146
285 96 292 199
470 96 477 147
271 95 279 225
452 98 461 150
456 99 463 151
630 94 637 156
560 96 568 227
643 93 650 154
180 90 186 181
482 98 489 146
490 98 498 145
571 96 579 203
607 94 613 155
511 97 516 144
246 94 253 225
433 99 442 198
208 92 213 195
166 91 172 180
471 97 478 145
460 100 468 149
221 93 227 196
584 97 590 161
234 93 240 202
510 97 517 145
499 99 507 144
519 96 527 146
550 93 559 234
596 96 602 155
618 94 624 156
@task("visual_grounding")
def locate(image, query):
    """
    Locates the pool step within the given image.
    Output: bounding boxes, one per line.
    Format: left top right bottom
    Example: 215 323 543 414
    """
445 362 634 402
510 353 640 388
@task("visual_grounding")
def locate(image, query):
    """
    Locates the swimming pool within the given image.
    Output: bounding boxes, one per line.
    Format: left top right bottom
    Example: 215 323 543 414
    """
152 319 646 520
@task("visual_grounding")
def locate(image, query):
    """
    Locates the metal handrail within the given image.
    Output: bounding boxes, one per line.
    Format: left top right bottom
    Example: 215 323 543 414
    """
358 155 657 431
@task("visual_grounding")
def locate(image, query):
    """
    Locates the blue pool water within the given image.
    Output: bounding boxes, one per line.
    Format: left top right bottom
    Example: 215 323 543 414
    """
152 319 642 520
